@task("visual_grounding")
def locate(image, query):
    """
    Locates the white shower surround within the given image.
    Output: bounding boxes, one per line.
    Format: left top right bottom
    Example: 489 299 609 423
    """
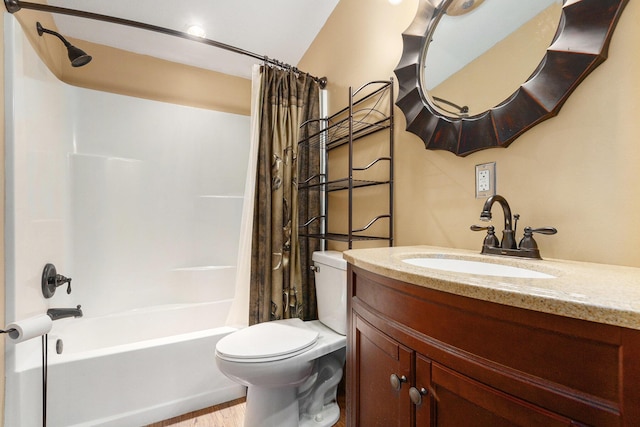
4 15 250 426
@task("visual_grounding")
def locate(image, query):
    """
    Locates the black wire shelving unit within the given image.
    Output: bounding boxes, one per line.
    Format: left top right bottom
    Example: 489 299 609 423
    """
299 79 394 249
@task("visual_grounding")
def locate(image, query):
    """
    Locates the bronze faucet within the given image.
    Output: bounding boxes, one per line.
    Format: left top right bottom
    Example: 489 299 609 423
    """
471 195 557 259
479 195 517 249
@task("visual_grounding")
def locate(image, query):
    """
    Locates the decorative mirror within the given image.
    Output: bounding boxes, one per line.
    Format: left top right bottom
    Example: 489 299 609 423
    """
394 0 629 156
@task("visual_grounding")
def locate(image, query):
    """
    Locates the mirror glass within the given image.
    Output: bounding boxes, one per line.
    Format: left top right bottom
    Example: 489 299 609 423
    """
423 0 563 118
394 0 628 156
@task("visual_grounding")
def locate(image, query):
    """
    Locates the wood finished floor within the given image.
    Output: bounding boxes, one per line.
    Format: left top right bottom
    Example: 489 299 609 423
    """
147 392 346 427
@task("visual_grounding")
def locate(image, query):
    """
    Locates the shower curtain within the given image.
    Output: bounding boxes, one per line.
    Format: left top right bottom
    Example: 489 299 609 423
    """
249 65 321 325
226 65 263 328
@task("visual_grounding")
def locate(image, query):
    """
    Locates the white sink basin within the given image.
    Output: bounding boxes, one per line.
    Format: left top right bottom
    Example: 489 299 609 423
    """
403 257 556 279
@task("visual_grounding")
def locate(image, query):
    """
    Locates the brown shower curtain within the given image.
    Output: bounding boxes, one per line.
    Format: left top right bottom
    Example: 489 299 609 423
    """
249 66 321 325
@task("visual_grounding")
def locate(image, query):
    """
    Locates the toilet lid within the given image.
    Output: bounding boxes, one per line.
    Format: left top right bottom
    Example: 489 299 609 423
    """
216 318 319 362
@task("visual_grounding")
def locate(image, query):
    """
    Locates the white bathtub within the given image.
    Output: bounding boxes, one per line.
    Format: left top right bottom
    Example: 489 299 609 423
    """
6 301 246 427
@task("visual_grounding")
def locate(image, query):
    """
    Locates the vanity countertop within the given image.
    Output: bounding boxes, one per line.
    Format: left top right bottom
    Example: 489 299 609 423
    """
343 246 640 330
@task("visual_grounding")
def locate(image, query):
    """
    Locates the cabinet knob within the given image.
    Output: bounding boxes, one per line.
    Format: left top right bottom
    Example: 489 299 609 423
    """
409 386 428 406
389 374 407 391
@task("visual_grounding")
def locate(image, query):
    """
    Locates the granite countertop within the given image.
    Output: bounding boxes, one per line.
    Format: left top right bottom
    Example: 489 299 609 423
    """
343 245 640 331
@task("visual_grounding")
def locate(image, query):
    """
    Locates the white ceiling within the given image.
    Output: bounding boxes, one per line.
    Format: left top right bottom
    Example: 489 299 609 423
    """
47 0 340 79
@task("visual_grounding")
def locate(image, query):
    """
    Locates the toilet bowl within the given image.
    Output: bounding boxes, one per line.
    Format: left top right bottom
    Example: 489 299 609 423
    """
215 251 347 427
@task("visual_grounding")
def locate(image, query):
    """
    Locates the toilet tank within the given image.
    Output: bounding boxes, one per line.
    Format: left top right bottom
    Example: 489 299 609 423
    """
312 251 347 335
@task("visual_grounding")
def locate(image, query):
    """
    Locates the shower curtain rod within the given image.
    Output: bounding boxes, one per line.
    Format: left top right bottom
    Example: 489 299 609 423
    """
3 0 328 88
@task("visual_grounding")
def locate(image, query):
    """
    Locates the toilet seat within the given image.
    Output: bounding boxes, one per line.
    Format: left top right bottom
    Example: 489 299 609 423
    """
216 318 319 363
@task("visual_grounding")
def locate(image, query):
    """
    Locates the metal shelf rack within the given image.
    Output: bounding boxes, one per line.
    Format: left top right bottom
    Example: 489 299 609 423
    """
299 79 394 249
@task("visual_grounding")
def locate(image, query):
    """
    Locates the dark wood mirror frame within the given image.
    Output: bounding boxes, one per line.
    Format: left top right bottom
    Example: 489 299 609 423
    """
394 0 629 157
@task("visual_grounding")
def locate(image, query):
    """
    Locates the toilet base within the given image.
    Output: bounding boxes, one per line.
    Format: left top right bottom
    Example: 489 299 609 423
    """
243 382 341 427
241 348 345 427
298 349 345 427
244 386 299 427
299 401 340 427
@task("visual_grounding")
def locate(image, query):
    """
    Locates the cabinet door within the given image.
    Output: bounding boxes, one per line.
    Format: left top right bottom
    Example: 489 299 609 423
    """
353 316 412 427
431 363 573 427
414 354 432 426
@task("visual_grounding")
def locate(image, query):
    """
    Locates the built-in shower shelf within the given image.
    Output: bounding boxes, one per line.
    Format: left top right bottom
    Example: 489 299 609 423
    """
171 265 235 272
71 153 143 163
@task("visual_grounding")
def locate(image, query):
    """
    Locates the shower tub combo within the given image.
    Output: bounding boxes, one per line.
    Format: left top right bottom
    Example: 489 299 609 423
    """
4 16 250 427
9 301 245 427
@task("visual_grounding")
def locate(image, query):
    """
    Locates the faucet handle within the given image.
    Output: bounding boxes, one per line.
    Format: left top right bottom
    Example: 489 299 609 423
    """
528 227 557 235
471 225 500 248
55 274 72 294
519 226 557 250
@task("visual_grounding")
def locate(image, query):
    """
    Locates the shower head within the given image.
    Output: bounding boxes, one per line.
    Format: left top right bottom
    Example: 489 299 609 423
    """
36 22 92 67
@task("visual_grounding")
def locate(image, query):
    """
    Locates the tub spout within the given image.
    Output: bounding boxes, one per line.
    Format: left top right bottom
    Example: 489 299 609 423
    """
47 305 83 321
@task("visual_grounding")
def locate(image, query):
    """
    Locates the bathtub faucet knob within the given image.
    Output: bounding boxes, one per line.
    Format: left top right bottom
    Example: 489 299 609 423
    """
62 276 71 295
59 274 72 294
41 263 73 298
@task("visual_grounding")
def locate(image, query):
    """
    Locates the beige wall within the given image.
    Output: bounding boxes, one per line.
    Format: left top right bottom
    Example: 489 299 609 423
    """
299 0 640 268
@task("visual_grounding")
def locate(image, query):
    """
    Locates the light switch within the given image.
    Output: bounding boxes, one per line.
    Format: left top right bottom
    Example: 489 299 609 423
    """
475 162 496 198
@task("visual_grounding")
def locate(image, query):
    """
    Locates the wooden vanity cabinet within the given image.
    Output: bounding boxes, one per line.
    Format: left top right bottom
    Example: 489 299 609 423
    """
346 265 640 426
353 315 413 426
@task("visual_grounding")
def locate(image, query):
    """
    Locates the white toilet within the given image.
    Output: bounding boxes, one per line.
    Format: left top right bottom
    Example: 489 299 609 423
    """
215 250 347 427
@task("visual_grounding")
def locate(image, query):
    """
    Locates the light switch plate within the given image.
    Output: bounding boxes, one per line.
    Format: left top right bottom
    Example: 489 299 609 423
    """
475 162 496 198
